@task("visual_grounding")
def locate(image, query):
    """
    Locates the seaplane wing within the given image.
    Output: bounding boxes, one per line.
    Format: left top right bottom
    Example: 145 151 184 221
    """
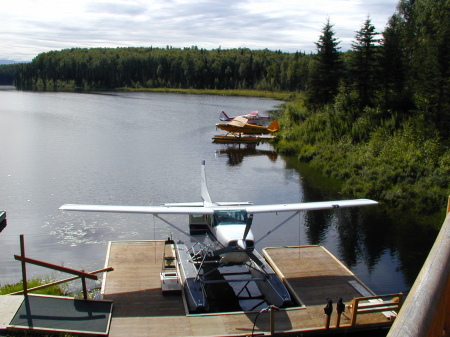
59 204 215 215
162 201 253 207
244 199 378 214
60 199 377 215
60 161 377 215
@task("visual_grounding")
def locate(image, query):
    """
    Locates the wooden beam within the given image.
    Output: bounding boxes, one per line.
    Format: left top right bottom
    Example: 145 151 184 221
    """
9 267 113 295
19 235 28 296
14 255 98 280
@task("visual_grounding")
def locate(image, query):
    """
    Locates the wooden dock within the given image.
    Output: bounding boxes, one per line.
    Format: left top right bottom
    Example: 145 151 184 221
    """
102 241 398 336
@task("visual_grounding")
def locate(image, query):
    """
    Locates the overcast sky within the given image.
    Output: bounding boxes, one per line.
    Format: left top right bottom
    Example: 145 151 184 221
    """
2 0 399 62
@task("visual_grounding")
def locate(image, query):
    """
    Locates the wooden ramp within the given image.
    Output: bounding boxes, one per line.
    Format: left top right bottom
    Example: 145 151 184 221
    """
2 295 113 335
102 241 395 336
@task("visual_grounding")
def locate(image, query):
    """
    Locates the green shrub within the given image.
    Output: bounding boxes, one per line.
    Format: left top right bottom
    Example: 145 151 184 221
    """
275 97 450 216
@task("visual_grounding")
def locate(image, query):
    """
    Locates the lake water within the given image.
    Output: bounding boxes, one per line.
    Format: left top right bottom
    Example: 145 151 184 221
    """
0 87 436 297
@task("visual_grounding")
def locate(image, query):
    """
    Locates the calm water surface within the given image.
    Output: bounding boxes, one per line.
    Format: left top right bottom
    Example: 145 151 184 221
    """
0 88 435 296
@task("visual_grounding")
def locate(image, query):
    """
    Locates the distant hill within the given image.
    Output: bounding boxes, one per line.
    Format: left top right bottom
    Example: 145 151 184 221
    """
0 60 20 65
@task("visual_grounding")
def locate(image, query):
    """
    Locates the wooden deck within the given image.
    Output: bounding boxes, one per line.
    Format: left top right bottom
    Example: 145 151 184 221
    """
102 241 394 336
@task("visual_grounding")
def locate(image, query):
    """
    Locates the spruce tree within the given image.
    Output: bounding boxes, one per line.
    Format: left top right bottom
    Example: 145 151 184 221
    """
307 18 341 106
351 17 381 108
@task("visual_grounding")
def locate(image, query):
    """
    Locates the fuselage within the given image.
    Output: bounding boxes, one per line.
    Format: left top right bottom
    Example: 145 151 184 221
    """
209 210 255 264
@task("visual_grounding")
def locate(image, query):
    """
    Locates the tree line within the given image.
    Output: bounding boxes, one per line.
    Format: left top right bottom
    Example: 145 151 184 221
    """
12 47 311 92
0 64 18 85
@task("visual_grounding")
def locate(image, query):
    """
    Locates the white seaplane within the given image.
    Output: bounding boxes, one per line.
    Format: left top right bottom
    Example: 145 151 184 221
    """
219 110 270 124
60 161 377 312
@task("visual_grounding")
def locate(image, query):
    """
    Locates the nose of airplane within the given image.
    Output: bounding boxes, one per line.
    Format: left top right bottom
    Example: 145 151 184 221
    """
236 239 246 250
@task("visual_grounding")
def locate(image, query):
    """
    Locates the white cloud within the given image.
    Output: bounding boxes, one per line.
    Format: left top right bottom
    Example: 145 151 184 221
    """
1 0 398 62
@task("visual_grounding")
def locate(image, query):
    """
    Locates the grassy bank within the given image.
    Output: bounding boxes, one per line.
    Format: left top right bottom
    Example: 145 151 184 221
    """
119 87 299 102
0 278 99 299
0 278 64 296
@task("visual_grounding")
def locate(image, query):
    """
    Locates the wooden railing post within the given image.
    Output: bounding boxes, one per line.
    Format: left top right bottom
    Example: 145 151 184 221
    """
20 234 28 296
82 276 88 300
349 298 359 327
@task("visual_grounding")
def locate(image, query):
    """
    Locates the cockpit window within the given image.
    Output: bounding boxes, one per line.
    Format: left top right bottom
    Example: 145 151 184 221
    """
213 210 247 226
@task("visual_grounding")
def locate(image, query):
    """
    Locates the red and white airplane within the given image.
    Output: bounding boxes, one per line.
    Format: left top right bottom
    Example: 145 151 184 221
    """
219 110 270 124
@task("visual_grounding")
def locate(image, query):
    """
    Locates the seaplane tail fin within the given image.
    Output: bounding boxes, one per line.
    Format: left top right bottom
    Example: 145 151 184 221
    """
268 120 279 133
201 160 213 206
219 111 230 121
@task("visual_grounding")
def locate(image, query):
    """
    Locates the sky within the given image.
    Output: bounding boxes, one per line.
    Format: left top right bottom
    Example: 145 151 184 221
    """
2 0 399 62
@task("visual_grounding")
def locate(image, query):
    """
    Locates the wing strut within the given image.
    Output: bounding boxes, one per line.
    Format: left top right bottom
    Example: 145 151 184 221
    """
255 211 300 244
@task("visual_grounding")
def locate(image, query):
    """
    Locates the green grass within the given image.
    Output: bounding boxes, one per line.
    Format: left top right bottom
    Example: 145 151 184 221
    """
0 278 65 296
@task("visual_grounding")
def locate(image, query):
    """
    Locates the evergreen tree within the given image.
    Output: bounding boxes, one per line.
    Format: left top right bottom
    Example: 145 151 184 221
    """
380 13 410 114
307 18 341 106
409 0 450 136
351 17 381 108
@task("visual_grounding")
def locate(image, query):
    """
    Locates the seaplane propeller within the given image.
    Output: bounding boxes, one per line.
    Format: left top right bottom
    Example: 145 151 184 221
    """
211 213 264 267
243 213 253 241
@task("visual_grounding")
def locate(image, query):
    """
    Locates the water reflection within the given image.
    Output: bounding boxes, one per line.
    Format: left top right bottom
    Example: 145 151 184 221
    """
282 155 439 294
215 144 278 166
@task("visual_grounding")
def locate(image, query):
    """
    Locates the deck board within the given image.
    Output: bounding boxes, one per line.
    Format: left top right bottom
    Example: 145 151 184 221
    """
102 241 392 336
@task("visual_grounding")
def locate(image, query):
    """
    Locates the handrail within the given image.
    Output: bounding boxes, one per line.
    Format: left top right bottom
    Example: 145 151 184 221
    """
387 196 450 337
9 267 114 295
14 235 112 300
347 293 403 327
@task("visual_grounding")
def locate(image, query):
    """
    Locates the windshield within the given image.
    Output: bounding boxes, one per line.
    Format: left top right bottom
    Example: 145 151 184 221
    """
213 210 247 226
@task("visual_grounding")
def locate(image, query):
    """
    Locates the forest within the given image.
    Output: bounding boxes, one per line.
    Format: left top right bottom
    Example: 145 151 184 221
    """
276 0 450 219
2 0 449 220
11 47 311 92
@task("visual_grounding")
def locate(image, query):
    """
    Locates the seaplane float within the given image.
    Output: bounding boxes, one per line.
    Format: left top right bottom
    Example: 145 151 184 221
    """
60 161 377 313
219 110 270 124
